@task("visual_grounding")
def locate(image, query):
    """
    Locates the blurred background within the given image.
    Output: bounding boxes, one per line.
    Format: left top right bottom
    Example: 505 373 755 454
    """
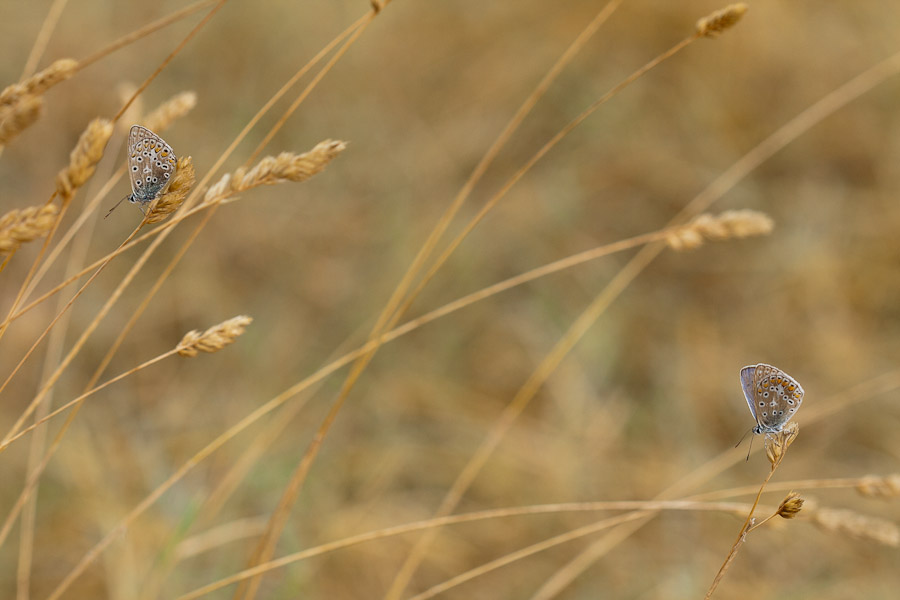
1 0 899 598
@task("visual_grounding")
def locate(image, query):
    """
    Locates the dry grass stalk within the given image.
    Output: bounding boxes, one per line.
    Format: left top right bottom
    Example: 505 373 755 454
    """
177 315 252 357
705 422 798 599
144 156 195 224
666 209 773 250
115 83 143 132
0 94 43 146
856 474 900 499
777 492 804 519
696 3 748 38
554 54 900 600
204 140 347 204
0 204 60 255
812 508 900 547
143 91 197 132
0 58 78 108
704 518 752 599
55 118 114 199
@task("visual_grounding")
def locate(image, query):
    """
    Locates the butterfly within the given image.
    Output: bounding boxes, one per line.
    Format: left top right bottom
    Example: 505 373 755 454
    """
106 125 177 218
740 363 804 435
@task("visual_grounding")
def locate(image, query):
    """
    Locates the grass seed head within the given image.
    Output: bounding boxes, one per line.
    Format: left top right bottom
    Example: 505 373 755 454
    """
696 3 748 38
813 508 900 547
234 141 348 189
766 422 799 467
143 91 197 132
777 492 805 519
667 209 773 250
144 156 195 225
856 474 900 499
0 204 60 255
55 118 114 200
0 94 43 147
177 316 253 357
0 58 78 108
204 140 347 205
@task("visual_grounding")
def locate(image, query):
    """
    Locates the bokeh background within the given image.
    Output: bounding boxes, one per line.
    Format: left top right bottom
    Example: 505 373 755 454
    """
1 0 899 598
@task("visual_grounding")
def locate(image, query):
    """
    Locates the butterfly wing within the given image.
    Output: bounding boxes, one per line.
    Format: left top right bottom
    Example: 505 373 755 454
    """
752 363 804 431
126 125 146 198
127 125 177 203
740 365 758 422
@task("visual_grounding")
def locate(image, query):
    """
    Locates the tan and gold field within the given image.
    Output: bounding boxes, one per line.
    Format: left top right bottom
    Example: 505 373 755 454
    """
1 1 899 598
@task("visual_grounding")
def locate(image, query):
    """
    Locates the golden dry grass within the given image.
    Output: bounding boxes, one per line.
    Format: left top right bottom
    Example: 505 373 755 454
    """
1 1 899 599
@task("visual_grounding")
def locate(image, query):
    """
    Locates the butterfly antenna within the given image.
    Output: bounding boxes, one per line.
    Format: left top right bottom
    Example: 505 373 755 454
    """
105 195 129 219
734 426 753 449
733 426 754 461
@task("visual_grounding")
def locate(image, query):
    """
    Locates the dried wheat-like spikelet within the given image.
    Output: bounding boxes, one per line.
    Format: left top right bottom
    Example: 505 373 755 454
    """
666 209 773 250
777 492 804 519
204 140 347 204
0 94 43 146
143 91 197 133
856 474 900 499
0 59 79 147
55 118 114 200
812 508 900 547
0 58 78 108
765 422 799 467
696 3 748 38
143 156 195 225
0 204 60 255
177 315 253 357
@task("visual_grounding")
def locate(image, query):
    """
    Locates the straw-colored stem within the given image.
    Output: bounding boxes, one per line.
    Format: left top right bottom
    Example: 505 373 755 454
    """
181 15 367 215
77 0 218 72
16 205 91 600
243 11 376 168
19 90 196 305
0 349 178 548
689 476 882 501
111 1 225 125
27 20 369 400
1 119 115 372
0 223 673 585
705 427 798 598
704 460 780 599
1 201 210 328
231 14 378 600
270 27 636 595
89 209 216 390
393 34 696 338
75 15 364 406
518 48 900 598
22 170 124 303
0 19 363 354
0 221 708 450
20 0 70 79
39 226 676 600
0 195 64 348
366 0 627 390
45 44 897 600
385 35 697 598
40 12 376 600
318 16 629 559
0 227 142 444
177 501 755 600
46 349 900 600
